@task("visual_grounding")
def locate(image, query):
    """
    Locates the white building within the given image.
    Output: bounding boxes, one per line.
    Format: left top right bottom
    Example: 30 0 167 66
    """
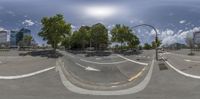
0 30 9 48
0 30 8 43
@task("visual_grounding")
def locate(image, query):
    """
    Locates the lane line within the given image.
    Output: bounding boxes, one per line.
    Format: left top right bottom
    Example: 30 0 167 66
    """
75 63 100 72
57 57 155 95
167 52 200 58
128 67 146 82
162 57 200 79
184 59 200 63
80 59 128 65
117 55 148 66
0 67 55 80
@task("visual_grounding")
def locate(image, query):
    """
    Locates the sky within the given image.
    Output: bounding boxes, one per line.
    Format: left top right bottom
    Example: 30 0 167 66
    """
0 0 200 46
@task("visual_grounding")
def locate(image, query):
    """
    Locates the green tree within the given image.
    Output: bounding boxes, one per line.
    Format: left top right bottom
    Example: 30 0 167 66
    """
143 43 152 50
78 26 91 50
91 23 108 50
38 14 71 51
127 33 140 49
61 36 71 49
111 24 140 50
151 39 161 49
23 35 33 46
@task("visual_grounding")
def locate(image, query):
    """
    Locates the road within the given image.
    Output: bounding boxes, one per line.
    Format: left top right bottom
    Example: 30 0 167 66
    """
0 50 199 98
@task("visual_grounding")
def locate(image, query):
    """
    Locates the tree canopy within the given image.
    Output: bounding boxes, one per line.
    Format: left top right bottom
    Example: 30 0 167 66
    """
90 23 108 50
38 14 71 50
111 24 140 50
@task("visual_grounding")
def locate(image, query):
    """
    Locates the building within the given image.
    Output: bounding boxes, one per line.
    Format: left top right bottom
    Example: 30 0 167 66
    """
16 28 31 44
20 28 31 36
0 30 9 48
0 30 7 43
194 31 200 45
10 30 18 48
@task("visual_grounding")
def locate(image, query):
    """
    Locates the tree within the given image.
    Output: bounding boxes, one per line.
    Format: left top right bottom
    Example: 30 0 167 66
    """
38 14 71 51
91 23 108 50
78 26 91 50
151 39 161 49
61 36 71 49
23 35 32 46
127 33 140 49
111 24 140 50
143 43 152 50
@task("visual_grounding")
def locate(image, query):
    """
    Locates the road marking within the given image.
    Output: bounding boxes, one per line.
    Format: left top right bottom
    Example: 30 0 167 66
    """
162 57 200 79
167 52 200 58
75 63 100 72
128 67 146 82
0 67 55 80
57 57 155 95
80 59 128 65
0 61 2 64
184 59 200 63
117 55 148 66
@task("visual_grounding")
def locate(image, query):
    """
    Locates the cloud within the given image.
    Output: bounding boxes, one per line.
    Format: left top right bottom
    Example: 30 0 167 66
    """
0 27 7 31
22 19 35 26
159 27 200 46
179 20 186 24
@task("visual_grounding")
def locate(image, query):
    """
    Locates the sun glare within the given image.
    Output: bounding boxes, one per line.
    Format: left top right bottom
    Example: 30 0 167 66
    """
84 6 117 19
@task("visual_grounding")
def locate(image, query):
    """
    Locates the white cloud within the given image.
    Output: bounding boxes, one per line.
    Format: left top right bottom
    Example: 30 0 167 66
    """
22 19 35 26
179 20 186 24
159 27 200 46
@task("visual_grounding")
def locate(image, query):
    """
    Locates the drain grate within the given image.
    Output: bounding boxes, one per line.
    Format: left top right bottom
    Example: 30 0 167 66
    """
158 62 168 71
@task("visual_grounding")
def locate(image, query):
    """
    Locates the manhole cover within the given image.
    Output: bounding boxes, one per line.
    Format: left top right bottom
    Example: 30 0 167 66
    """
158 62 168 71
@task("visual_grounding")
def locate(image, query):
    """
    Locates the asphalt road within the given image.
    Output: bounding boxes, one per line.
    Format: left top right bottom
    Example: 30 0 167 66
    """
0 50 200 98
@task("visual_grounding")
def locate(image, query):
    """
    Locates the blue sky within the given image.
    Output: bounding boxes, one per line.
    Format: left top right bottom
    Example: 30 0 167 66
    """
0 0 200 46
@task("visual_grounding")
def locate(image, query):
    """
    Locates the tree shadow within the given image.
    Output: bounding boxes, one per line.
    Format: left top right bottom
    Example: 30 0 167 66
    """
19 50 63 58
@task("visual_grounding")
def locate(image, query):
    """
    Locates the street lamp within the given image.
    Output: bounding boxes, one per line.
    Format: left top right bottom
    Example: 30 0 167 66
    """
131 24 159 60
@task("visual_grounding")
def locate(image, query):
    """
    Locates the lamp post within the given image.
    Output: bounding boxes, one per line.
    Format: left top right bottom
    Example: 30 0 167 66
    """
131 24 159 60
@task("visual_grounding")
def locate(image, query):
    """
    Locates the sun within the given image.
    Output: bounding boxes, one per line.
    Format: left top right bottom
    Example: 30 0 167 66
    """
84 6 117 19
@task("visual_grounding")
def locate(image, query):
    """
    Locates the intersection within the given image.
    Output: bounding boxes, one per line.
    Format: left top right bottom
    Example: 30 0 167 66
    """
0 50 199 98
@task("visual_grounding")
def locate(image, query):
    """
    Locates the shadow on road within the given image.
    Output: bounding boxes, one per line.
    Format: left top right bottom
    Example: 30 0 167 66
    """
19 50 63 58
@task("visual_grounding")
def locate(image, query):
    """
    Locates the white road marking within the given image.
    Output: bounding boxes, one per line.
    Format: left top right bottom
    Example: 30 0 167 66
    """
117 55 148 66
184 59 200 63
128 67 146 82
57 57 155 95
167 52 200 58
0 67 55 80
80 59 128 65
75 63 100 72
162 57 200 79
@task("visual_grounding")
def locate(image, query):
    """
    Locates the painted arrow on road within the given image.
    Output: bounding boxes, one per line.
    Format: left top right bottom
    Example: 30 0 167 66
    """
75 63 100 72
